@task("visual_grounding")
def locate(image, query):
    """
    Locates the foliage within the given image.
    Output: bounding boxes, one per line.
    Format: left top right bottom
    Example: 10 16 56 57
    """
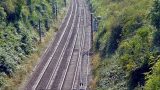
119 26 153 72
0 0 64 88
145 60 160 90
90 0 160 89
95 55 128 90
150 0 160 30
150 0 160 47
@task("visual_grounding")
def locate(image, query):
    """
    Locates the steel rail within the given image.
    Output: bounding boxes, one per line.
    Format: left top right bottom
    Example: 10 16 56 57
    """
59 13 80 90
32 0 75 89
71 5 82 90
71 1 86 89
83 0 90 89
25 1 73 89
45 0 78 89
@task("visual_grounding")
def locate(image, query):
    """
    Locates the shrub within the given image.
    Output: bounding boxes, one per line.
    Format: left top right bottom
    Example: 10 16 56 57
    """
150 0 160 30
145 60 160 90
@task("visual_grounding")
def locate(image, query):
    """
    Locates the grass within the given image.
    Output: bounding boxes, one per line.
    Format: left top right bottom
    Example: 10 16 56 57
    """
2 3 69 90
90 53 100 90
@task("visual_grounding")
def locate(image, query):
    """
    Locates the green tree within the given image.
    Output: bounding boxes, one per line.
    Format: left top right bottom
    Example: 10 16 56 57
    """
150 0 160 30
145 60 160 90
151 0 160 46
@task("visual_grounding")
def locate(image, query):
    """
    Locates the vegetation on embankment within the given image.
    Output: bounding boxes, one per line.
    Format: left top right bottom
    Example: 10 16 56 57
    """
88 0 160 89
0 0 66 89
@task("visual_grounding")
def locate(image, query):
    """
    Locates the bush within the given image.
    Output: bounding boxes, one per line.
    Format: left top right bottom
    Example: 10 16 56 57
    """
150 0 160 30
91 0 154 89
145 60 160 90
0 0 64 88
95 55 128 90
101 24 122 57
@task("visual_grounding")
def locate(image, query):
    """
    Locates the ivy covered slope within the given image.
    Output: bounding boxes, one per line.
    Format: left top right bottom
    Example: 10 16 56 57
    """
90 0 160 89
0 0 64 87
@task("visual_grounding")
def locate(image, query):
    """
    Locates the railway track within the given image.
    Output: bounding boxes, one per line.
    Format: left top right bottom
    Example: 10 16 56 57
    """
72 0 91 89
58 0 91 89
25 0 91 89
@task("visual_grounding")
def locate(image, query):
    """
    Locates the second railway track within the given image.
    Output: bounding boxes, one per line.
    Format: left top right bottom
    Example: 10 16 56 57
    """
25 0 91 89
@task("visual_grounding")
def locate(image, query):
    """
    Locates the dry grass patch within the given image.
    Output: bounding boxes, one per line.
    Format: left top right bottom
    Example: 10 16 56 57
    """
90 53 101 90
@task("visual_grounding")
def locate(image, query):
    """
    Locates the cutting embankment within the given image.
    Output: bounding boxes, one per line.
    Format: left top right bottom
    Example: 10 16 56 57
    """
0 0 67 89
89 0 160 89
